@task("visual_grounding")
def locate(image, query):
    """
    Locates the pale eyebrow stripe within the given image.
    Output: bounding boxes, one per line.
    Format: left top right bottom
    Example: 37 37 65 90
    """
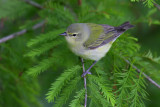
67 32 78 34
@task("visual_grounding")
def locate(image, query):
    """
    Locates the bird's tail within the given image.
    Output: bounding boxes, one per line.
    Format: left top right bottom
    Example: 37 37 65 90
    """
120 21 134 29
115 21 134 32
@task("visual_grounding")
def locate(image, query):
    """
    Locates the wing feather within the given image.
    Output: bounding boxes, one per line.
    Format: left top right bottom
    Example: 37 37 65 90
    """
84 22 134 49
84 23 120 49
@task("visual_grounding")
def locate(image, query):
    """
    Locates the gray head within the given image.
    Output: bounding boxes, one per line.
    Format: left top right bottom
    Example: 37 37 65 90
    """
60 23 90 45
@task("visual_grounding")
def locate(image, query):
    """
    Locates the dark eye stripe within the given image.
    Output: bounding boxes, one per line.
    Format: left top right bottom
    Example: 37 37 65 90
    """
73 34 77 36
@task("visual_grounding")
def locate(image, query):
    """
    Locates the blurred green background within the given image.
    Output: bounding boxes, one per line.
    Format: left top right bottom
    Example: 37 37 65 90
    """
0 0 160 107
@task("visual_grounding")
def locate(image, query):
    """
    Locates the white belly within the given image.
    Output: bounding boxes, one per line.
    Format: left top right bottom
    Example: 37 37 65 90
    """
69 43 112 61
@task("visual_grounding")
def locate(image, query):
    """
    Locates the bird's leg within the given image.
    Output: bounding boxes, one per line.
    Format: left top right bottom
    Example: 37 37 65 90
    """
81 58 87 107
81 61 97 77
81 58 85 73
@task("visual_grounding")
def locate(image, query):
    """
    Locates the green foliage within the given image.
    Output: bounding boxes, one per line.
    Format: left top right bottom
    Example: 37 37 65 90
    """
130 0 155 8
26 29 65 47
111 35 140 57
0 0 32 19
69 89 85 107
27 56 55 76
46 65 81 102
135 51 160 84
54 77 81 107
89 77 110 107
25 0 160 107
129 72 148 107
89 75 115 106
0 44 42 107
143 0 155 8
1 0 160 107
115 66 147 107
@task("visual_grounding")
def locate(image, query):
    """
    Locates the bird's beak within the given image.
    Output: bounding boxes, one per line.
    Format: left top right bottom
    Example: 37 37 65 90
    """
59 32 67 36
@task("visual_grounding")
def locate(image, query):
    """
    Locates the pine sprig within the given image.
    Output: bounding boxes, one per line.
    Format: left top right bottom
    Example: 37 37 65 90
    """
143 51 160 64
46 65 81 102
44 2 75 25
111 35 140 57
54 76 81 107
90 75 116 107
25 39 63 58
129 72 148 107
135 51 160 84
89 78 110 107
0 0 31 19
115 68 133 107
69 89 85 107
26 56 55 76
89 99 102 107
143 0 155 8
130 0 155 8
27 29 65 47
115 62 148 107
2 0 160 106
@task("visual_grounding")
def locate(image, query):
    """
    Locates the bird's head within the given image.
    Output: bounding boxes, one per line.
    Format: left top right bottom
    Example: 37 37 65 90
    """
60 23 90 46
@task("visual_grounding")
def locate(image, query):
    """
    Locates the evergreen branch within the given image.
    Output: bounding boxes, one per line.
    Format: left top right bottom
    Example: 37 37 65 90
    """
89 80 109 107
26 49 69 77
69 89 85 107
54 77 81 107
0 29 27 44
0 20 46 44
46 65 81 102
89 99 102 107
90 75 115 107
153 2 160 11
81 58 87 107
27 29 65 47
124 59 160 89
130 0 155 8
129 72 147 107
23 0 43 9
27 56 55 76
26 39 62 58
115 67 133 107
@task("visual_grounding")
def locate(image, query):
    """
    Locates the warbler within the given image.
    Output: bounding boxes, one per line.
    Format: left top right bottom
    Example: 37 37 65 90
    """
60 22 134 77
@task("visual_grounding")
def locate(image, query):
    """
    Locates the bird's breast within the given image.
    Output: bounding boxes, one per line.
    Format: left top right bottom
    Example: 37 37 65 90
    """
69 43 112 61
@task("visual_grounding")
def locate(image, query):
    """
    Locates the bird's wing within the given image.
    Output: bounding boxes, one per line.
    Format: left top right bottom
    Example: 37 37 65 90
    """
84 22 134 49
83 23 120 49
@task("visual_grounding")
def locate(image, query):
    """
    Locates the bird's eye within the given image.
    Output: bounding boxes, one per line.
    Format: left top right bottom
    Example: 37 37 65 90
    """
72 34 77 36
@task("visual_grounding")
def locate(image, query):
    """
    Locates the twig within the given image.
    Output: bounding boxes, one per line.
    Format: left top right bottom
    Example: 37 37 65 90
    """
124 59 160 89
153 2 160 11
0 20 46 44
0 18 6 30
78 0 82 6
23 0 43 9
0 0 44 44
81 58 87 107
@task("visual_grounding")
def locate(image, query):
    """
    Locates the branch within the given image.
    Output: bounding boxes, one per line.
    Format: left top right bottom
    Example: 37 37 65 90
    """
81 58 87 107
124 59 160 89
0 0 44 44
0 20 46 44
23 0 43 9
78 0 82 6
153 2 160 11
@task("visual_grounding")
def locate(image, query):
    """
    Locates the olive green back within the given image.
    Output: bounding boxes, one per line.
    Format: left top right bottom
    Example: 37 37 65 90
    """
84 23 116 49
84 23 103 48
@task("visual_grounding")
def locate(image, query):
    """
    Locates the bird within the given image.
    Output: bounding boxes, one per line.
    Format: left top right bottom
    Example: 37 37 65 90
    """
60 21 134 77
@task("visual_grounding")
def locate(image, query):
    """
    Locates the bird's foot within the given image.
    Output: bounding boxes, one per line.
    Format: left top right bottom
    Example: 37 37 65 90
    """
81 71 92 77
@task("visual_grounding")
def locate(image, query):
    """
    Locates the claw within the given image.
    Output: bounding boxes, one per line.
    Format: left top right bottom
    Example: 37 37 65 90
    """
81 71 92 77
88 72 92 74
